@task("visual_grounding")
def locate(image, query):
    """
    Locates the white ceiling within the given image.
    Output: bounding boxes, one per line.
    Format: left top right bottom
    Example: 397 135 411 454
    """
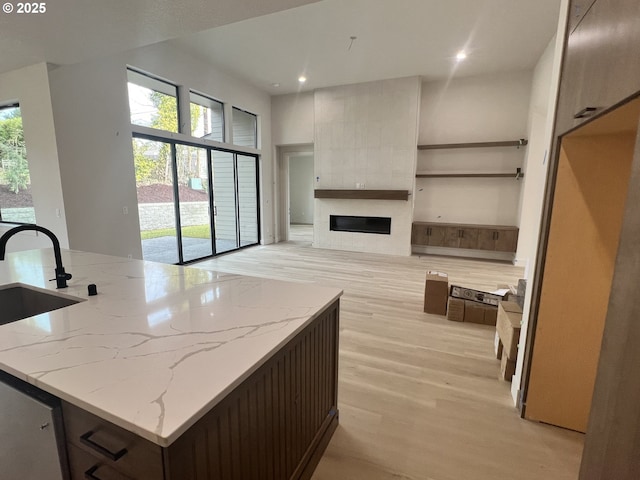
171 0 562 95
0 0 320 75
1 0 561 95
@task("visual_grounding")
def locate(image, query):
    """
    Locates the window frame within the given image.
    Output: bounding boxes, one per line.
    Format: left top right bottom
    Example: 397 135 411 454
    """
231 106 258 148
127 68 181 135
189 90 225 142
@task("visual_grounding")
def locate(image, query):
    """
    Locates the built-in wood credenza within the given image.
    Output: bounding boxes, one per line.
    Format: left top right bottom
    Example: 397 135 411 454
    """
411 222 518 253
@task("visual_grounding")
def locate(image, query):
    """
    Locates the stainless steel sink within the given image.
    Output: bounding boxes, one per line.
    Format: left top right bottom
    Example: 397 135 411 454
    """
0 283 83 326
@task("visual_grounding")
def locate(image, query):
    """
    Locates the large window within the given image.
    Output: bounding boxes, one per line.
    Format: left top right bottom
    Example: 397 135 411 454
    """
0 104 35 224
190 91 224 142
232 107 257 148
128 67 261 264
127 69 179 133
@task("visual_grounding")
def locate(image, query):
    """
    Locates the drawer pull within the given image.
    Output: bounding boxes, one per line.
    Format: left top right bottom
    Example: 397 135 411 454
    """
80 430 128 461
84 466 102 480
574 107 597 119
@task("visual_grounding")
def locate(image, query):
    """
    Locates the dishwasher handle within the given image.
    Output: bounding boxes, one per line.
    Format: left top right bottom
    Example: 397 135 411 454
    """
80 430 128 461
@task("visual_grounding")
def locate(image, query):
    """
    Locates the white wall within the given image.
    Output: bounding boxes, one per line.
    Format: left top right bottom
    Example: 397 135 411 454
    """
271 92 314 146
289 155 314 224
47 41 273 259
0 63 69 252
512 0 570 403
416 72 532 226
314 77 420 256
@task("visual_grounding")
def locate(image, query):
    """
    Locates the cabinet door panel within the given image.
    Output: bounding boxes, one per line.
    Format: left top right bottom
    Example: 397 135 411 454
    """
557 0 640 134
427 225 447 247
476 229 497 251
459 228 478 249
444 227 461 248
411 224 429 245
495 229 518 252
567 0 597 34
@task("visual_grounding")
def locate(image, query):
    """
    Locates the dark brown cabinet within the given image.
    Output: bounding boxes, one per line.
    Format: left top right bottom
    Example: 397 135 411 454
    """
556 0 640 134
411 222 518 255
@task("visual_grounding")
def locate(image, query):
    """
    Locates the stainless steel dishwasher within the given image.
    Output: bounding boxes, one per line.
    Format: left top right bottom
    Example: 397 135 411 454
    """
0 371 69 480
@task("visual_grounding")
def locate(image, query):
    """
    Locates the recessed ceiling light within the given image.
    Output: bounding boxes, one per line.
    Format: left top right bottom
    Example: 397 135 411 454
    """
298 76 307 83
271 83 280 88
456 51 467 61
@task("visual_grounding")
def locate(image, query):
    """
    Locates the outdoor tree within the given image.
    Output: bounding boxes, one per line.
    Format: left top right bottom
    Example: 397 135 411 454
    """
0 112 30 193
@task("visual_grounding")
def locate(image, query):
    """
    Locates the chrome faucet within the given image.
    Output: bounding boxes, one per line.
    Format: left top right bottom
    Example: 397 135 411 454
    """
0 224 72 288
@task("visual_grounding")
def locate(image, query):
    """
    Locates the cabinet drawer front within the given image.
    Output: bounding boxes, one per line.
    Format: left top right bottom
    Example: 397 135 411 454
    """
62 402 163 480
67 443 133 480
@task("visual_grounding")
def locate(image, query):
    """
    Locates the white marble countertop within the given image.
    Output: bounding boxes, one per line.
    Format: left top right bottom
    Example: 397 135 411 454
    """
0 249 342 447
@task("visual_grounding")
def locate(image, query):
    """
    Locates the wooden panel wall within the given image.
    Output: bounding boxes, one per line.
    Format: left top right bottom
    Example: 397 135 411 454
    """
164 301 339 480
525 133 635 432
580 119 640 479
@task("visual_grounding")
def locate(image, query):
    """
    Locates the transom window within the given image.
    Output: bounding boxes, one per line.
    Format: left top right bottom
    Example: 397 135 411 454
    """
127 69 179 134
232 107 257 148
190 91 224 142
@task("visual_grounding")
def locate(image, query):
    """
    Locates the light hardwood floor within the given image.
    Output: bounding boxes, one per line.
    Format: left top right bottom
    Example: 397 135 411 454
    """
195 241 584 480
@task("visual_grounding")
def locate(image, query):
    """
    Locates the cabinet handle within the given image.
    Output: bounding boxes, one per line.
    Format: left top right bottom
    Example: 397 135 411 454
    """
427 227 431 236
492 232 497 240
574 107 597 119
460 230 464 238
495 232 500 240
80 430 128 461
84 466 103 480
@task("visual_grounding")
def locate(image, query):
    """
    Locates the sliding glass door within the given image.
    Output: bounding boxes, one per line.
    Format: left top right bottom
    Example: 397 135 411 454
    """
176 145 213 262
135 134 259 264
237 155 259 246
211 151 238 254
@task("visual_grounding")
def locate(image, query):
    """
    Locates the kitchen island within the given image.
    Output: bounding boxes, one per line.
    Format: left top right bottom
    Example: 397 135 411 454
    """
0 249 342 479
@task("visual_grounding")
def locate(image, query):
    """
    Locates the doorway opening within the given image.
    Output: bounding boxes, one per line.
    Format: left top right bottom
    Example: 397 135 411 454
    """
276 145 314 244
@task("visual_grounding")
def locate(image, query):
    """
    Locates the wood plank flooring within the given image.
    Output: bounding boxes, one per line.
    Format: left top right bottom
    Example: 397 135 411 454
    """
194 239 584 480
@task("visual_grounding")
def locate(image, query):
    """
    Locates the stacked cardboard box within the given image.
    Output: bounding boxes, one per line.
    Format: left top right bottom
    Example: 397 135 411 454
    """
423 271 449 315
496 300 523 381
446 286 501 325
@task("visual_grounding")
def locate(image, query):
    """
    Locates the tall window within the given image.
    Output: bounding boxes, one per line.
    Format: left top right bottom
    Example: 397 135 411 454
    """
0 104 35 224
127 69 179 133
190 91 224 142
232 107 257 148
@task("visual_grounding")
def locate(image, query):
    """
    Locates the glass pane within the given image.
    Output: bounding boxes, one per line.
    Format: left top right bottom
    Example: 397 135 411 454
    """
134 137 179 264
0 105 35 224
211 151 238 254
237 155 258 246
232 107 257 148
127 69 178 133
176 145 212 262
190 92 224 142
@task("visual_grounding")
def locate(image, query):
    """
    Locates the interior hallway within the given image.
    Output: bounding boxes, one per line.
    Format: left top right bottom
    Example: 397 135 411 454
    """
195 242 583 479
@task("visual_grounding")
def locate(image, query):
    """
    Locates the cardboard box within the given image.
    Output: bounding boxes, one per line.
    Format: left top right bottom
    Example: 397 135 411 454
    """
496 283 517 300
494 331 503 360
517 278 527 297
500 352 516 381
424 271 449 315
496 301 523 359
484 305 498 326
447 297 465 322
463 301 497 325
450 285 506 306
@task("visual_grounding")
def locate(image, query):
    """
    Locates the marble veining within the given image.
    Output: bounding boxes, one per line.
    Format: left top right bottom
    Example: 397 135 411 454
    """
0 249 342 446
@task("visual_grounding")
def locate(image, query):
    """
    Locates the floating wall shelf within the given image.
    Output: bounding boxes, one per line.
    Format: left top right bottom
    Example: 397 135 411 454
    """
416 171 524 179
417 139 528 150
314 189 410 201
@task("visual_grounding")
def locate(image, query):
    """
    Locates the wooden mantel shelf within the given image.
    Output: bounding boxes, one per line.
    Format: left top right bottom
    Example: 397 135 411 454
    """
314 189 410 201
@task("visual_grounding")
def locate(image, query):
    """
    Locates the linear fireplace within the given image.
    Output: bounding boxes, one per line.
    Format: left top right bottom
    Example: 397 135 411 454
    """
329 215 391 235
